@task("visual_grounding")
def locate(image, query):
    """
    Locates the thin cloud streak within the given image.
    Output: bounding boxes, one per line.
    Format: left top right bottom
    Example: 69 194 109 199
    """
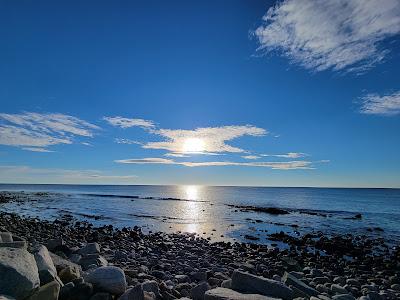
360 91 400 115
104 116 155 129
261 152 307 159
115 157 318 170
255 0 400 73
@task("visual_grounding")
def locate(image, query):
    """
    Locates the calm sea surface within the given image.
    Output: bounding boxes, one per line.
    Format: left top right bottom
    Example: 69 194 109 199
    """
1 184 399 244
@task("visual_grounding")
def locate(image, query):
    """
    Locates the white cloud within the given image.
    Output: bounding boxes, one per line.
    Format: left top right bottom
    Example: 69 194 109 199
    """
22 147 54 153
115 157 317 170
0 165 137 184
0 112 99 150
255 0 400 72
164 153 190 158
114 138 143 145
261 152 307 158
144 125 267 154
104 116 155 129
242 155 260 160
359 91 400 115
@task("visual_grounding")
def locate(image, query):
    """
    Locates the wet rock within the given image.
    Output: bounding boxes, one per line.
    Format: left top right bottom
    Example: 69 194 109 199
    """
282 271 318 297
204 287 279 300
27 280 60 300
0 247 40 300
85 266 127 295
231 270 293 300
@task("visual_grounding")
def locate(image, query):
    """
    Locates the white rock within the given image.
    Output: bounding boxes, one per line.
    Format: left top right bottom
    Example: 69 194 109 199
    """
205 287 281 300
86 266 126 295
0 247 40 300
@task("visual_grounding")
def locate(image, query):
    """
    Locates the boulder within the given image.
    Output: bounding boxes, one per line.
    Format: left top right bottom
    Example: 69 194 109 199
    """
282 271 318 297
0 232 13 242
68 282 93 300
142 281 160 297
191 282 210 300
231 270 293 300
119 284 144 300
27 281 60 300
205 287 280 300
0 296 16 300
78 243 100 255
59 266 80 283
46 239 65 252
0 233 26 249
0 247 40 300
79 254 108 270
33 245 58 285
49 252 82 276
85 266 126 295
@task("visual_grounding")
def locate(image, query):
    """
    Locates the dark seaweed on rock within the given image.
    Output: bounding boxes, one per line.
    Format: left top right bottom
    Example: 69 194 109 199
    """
227 204 290 215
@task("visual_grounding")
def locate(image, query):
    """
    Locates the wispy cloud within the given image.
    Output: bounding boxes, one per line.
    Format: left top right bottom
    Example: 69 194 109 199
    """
0 165 137 184
0 112 99 151
261 152 307 159
359 91 400 115
144 125 267 154
254 0 400 73
242 155 260 160
115 138 143 145
21 147 54 153
115 157 320 170
103 116 155 129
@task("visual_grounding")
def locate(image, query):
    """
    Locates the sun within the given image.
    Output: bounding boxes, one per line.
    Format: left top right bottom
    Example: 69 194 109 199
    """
182 138 205 153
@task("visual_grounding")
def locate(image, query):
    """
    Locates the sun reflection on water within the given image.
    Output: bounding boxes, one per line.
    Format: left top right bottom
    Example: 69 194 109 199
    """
182 185 201 233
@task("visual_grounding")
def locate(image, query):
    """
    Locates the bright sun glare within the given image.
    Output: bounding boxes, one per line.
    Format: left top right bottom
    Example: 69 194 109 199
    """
182 138 205 153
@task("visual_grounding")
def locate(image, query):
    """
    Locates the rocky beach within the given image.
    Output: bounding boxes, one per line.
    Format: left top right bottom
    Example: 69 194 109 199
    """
1 190 400 300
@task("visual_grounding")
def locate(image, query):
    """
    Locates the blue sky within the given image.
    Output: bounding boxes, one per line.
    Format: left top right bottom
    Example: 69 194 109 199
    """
0 0 399 187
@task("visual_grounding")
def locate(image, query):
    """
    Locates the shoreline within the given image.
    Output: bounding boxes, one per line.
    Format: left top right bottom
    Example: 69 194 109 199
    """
1 211 400 299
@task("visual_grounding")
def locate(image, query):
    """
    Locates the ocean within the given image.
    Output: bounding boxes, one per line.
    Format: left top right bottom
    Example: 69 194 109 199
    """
1 184 399 245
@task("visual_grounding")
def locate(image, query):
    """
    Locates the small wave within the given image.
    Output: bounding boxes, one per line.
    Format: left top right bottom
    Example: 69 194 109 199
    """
80 193 209 203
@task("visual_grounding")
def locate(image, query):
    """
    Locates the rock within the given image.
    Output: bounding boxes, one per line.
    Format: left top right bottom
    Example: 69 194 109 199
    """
142 280 160 297
49 252 82 276
191 282 210 300
90 292 113 300
33 245 58 285
79 254 108 270
221 279 232 288
79 243 100 255
144 291 156 300
68 282 93 300
85 266 126 295
282 271 318 297
191 271 207 282
333 277 346 286
331 284 348 294
27 280 60 300
0 247 40 300
59 282 74 300
0 232 13 242
119 284 144 300
332 294 355 300
391 283 400 291
175 274 190 283
366 291 382 300
59 266 80 283
231 270 293 300
0 296 16 300
204 287 280 300
46 239 65 252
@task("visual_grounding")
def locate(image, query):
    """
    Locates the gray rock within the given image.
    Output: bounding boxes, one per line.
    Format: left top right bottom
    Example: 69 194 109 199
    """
85 266 126 295
79 254 108 270
0 232 13 243
282 271 318 297
49 252 82 275
27 280 60 300
192 271 207 282
79 243 100 255
331 284 348 294
0 233 26 249
0 296 16 300
204 287 280 300
231 270 293 300
33 245 58 285
332 294 355 300
191 282 210 300
221 279 232 288
0 247 40 300
142 280 160 297
119 284 144 300
46 239 65 252
175 274 190 283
